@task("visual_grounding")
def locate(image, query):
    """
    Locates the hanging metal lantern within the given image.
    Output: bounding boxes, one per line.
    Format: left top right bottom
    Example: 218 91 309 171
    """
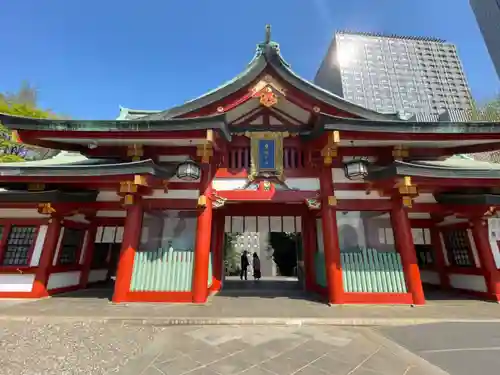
343 158 370 181
175 159 201 181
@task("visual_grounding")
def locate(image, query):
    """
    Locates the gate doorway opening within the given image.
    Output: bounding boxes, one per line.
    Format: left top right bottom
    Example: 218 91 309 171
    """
220 215 304 297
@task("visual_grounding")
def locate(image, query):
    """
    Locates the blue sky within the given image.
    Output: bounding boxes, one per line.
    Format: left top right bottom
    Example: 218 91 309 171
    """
1 0 499 119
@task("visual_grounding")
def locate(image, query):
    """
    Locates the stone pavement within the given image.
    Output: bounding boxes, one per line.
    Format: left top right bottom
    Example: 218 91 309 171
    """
0 321 448 375
378 322 500 375
0 291 499 326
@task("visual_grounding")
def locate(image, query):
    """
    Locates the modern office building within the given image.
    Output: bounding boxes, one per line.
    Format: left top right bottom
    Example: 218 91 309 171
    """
315 31 473 120
470 0 500 80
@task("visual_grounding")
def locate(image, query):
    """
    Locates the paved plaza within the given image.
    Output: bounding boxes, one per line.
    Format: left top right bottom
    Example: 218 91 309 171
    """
0 321 446 375
0 290 499 374
1 288 500 325
378 322 500 375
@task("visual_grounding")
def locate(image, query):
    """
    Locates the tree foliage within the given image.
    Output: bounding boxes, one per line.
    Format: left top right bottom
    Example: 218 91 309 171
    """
469 95 500 121
0 82 56 163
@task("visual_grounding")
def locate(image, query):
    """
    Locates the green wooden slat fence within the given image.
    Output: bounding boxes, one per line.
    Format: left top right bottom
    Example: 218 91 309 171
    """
314 249 407 293
130 249 213 292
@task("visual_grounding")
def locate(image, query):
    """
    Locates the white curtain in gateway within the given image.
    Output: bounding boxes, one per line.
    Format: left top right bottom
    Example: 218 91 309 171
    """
244 216 257 232
269 217 282 232
282 216 296 232
224 216 302 233
257 216 269 232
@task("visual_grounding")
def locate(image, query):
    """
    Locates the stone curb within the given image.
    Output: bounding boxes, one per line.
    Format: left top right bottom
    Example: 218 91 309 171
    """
2 315 500 326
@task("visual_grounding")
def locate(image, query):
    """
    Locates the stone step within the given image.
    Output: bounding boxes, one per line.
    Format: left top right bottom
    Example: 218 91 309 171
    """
215 289 307 297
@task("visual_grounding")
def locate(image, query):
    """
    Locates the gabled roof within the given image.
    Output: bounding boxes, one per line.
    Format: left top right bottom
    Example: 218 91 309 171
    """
116 106 161 120
367 155 500 180
318 113 500 134
0 112 231 141
139 26 402 122
0 155 178 179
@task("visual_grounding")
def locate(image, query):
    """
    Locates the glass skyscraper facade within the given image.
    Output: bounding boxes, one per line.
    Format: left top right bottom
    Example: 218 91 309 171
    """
470 0 500 80
315 31 473 120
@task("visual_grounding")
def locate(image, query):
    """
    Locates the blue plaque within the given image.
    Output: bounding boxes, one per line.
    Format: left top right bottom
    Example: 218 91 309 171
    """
258 139 276 171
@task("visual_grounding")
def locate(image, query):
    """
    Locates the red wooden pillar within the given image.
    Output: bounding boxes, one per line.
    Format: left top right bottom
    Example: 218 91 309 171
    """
319 166 344 304
391 198 425 305
32 216 62 297
79 223 98 289
303 211 317 292
112 200 143 303
471 218 500 302
430 222 450 289
192 167 214 304
209 212 225 294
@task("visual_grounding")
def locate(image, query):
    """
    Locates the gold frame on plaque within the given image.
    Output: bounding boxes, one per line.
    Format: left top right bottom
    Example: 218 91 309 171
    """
245 131 288 181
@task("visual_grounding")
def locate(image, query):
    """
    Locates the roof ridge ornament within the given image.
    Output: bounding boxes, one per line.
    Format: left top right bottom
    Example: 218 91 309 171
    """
265 24 271 44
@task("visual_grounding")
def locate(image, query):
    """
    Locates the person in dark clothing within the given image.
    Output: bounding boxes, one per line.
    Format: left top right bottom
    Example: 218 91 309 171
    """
240 251 249 280
253 252 261 280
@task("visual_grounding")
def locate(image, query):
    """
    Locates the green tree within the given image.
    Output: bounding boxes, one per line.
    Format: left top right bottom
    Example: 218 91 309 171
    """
470 95 500 121
223 233 241 275
467 95 500 163
0 83 56 163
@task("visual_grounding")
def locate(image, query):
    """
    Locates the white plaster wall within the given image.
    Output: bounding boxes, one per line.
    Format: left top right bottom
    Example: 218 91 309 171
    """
96 191 122 201
149 189 199 199
64 213 89 224
413 193 437 204
0 208 46 218
96 211 126 217
212 179 247 191
0 274 35 292
52 229 65 266
420 270 440 285
335 190 389 200
467 229 481 267
158 155 191 163
79 230 90 264
47 271 81 290
487 218 500 268
285 178 320 191
29 225 48 267
87 269 108 283
449 274 487 292
440 233 450 266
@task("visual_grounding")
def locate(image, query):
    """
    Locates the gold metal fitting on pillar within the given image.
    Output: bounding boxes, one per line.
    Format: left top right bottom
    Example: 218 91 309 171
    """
327 196 337 206
197 195 207 207
321 131 340 166
127 144 144 162
38 203 56 215
402 196 413 208
133 174 148 186
119 181 138 194
197 143 214 164
398 176 418 196
392 145 409 160
122 194 135 206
